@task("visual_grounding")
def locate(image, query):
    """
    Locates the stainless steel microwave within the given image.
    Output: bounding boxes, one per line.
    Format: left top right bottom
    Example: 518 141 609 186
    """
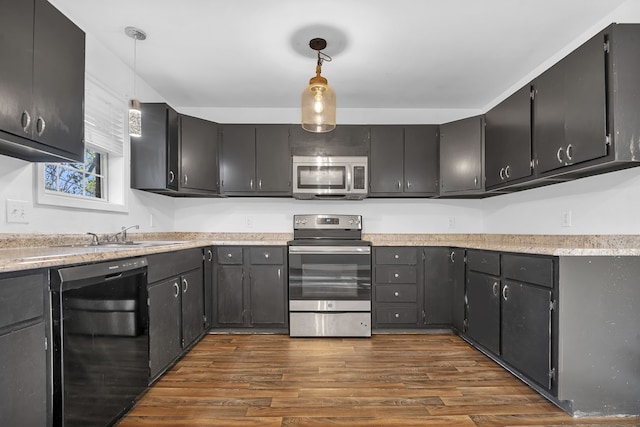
292 156 368 199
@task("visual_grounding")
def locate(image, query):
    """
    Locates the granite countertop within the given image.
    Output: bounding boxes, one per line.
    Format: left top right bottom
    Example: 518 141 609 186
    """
1 232 639 273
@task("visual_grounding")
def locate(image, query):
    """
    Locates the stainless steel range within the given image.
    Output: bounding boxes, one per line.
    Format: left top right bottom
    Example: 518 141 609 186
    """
288 214 371 337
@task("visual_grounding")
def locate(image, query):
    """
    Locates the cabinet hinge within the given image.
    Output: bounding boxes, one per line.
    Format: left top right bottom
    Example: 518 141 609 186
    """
549 367 556 380
44 336 48 351
605 134 612 146
549 300 556 311
604 40 610 53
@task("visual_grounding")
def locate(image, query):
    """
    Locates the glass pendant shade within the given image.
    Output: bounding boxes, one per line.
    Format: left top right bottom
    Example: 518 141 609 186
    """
128 99 142 138
301 76 336 133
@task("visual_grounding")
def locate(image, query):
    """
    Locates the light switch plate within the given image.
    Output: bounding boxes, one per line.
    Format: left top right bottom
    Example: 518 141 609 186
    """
561 211 572 227
6 199 30 223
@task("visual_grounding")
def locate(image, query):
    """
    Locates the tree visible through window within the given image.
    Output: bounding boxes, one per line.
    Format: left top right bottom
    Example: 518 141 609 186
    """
44 148 105 199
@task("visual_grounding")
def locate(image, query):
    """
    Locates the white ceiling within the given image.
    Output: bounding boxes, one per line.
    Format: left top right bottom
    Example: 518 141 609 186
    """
50 0 627 111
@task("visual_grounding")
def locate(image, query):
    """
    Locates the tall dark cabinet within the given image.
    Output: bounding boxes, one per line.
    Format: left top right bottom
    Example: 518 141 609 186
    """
0 0 85 162
220 124 291 195
369 125 438 197
439 115 485 196
485 85 533 190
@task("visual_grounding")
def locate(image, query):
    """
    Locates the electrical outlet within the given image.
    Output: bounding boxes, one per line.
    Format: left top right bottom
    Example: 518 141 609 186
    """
561 211 572 227
6 199 30 224
448 216 456 229
245 215 254 229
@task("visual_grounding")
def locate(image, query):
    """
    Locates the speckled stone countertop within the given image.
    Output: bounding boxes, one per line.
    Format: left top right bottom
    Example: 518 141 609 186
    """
1 232 639 273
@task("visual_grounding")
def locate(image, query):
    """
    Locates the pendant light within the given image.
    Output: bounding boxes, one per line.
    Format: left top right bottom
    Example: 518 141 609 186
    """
301 38 336 133
125 26 147 138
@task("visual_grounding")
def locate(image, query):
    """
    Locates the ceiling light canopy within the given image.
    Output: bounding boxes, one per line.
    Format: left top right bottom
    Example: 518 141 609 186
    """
301 38 336 133
125 26 146 138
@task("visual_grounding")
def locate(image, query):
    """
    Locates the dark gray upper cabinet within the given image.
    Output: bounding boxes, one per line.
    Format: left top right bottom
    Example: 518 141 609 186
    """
439 115 485 196
290 125 370 156
533 24 640 180
221 124 290 195
369 125 438 197
131 103 180 193
180 114 219 193
131 104 219 196
0 0 85 162
485 85 533 190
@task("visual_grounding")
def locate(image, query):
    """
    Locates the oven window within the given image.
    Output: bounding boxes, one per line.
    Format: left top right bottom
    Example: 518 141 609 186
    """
297 166 346 189
289 252 371 301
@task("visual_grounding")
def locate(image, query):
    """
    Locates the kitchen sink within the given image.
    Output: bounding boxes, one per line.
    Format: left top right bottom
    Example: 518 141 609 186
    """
53 241 184 248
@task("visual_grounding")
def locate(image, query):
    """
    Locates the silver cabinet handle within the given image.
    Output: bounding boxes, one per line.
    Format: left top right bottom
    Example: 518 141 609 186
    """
395 313 400 318
264 253 270 259
250 178 254 190
502 284 509 301
227 253 233 258
36 116 46 136
184 174 188 185
474 176 478 186
169 170 175 183
173 282 180 298
504 165 511 178
450 251 455 263
207 249 213 262
21 110 31 133
394 291 399 297
566 144 574 161
394 273 399 278
500 167 505 180
406 180 412 189
259 179 262 190
182 278 189 293
556 147 564 164
277 268 281 280
397 180 402 189
492 282 499 297
394 254 399 259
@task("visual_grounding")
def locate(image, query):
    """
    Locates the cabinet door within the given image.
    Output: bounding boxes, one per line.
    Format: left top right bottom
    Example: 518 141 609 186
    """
215 265 245 325
203 247 214 330
180 115 219 193
221 125 256 193
249 265 286 326
181 268 204 348
149 277 182 379
404 126 439 195
485 85 533 188
501 280 553 390
440 116 484 194
424 247 452 325
535 33 608 174
466 271 500 355
450 248 466 332
32 0 85 160
369 126 404 193
255 125 291 194
0 322 46 427
0 0 34 138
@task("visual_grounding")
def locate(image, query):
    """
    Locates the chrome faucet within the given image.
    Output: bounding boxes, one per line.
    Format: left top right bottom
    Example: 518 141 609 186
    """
119 224 140 243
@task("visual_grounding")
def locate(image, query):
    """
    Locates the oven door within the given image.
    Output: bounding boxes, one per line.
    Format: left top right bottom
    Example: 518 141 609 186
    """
288 246 371 303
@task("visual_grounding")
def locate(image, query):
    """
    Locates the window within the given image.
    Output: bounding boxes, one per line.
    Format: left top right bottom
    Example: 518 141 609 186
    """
37 75 128 212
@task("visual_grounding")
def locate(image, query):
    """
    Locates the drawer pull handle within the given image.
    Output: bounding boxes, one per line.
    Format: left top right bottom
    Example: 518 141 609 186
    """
394 273 399 278
227 253 233 258
394 313 400 318
394 291 399 297
394 254 399 259
264 253 269 258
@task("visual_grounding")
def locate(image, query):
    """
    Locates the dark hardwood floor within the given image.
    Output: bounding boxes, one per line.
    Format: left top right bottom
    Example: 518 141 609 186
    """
117 333 640 426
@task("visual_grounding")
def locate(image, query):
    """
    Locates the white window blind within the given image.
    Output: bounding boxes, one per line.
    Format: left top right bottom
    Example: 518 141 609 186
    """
84 74 125 156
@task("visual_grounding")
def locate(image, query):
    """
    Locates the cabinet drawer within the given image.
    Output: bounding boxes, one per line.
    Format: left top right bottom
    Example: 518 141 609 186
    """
467 250 500 275
216 247 243 265
502 254 555 288
375 284 418 303
147 248 203 283
249 247 284 265
375 247 418 265
375 266 417 284
0 272 45 331
375 304 419 324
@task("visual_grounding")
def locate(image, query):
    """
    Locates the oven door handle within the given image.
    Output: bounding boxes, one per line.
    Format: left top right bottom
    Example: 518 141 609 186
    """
288 246 370 255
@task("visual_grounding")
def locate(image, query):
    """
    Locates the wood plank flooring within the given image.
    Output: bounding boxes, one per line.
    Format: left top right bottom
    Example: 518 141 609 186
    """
117 333 640 427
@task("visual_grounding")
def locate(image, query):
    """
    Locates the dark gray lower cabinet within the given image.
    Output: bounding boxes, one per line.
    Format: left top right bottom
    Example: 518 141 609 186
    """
213 246 288 330
466 270 501 355
147 248 205 380
0 271 47 427
423 247 453 325
450 248 466 332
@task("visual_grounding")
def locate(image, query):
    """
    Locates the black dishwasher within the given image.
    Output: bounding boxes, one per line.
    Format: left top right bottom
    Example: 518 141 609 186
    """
50 257 149 427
